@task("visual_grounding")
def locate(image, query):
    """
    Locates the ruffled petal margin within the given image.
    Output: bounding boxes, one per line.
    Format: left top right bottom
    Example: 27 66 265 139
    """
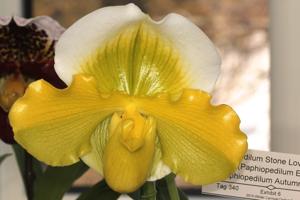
137 89 247 185
9 74 126 166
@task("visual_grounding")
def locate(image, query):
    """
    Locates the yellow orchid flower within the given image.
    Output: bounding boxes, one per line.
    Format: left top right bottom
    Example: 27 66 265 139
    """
9 4 247 193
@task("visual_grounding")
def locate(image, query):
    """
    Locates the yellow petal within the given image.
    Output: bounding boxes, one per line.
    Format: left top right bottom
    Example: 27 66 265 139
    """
137 89 247 185
9 74 127 166
103 112 156 193
81 117 111 175
81 22 189 96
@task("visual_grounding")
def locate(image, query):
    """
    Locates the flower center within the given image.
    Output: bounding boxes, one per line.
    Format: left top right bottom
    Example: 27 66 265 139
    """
0 74 27 112
110 104 148 152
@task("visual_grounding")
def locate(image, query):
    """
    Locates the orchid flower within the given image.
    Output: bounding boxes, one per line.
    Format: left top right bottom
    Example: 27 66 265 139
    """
9 4 247 193
0 16 65 144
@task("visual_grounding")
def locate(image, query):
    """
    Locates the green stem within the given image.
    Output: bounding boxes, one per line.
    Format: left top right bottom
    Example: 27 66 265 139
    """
141 182 157 200
24 152 34 200
165 174 180 200
13 145 42 200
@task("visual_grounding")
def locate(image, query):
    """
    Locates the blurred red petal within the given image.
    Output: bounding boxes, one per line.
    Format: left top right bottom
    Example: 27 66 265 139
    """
0 107 14 144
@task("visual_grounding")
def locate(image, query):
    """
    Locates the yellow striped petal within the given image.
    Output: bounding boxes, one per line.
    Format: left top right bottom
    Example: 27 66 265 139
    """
81 22 189 96
137 89 247 185
55 4 220 93
9 74 127 166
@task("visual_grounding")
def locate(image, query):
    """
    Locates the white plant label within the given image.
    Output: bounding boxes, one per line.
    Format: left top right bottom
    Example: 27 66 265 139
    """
202 150 300 199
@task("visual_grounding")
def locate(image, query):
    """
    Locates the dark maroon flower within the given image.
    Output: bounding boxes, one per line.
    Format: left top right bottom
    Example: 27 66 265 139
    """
0 16 66 144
